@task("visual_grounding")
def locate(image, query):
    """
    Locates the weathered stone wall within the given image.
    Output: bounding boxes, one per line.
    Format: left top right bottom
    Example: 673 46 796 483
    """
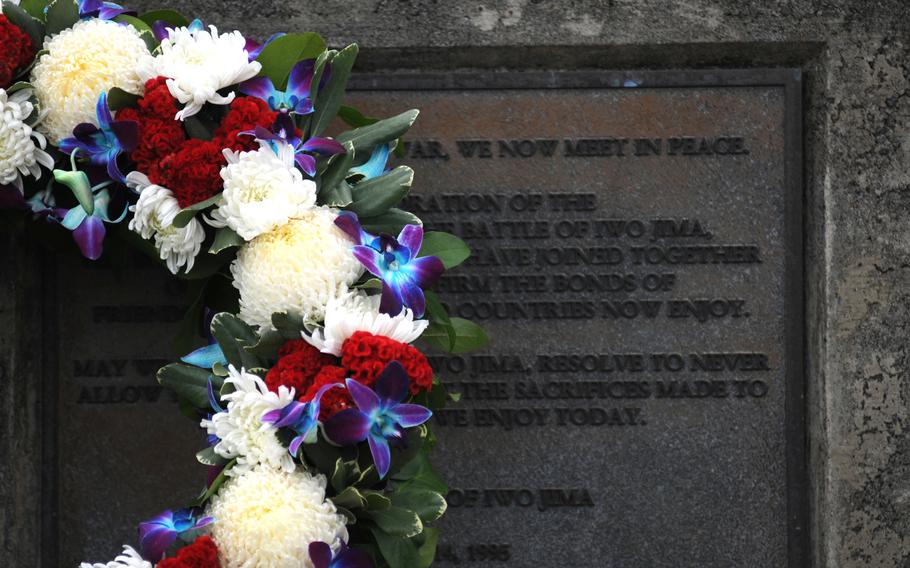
3 1 909 565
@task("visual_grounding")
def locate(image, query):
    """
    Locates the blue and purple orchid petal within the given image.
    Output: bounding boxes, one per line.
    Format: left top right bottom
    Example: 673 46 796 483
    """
346 377 381 414
139 508 212 560
182 344 227 369
78 0 131 20
368 434 392 479
309 541 373 568
374 361 408 403
379 282 405 317
207 377 224 414
325 408 372 446
245 32 285 61
389 403 434 428
350 143 392 180
334 211 374 246
286 59 317 114
151 20 171 42
238 76 278 104
300 136 345 156
295 153 317 177
407 255 446 288
72 214 105 260
352 245 383 277
397 224 423 259
187 18 204 32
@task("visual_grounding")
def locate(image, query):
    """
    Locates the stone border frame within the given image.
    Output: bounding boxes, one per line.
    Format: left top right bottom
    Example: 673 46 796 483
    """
347 67 808 567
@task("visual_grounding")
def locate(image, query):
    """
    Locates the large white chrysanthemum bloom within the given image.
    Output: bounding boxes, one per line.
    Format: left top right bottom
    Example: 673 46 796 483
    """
201 365 295 477
140 25 260 120
231 207 364 329
208 141 317 241
207 465 348 568
30 19 151 143
126 172 205 275
79 545 152 568
305 292 429 356
0 88 53 191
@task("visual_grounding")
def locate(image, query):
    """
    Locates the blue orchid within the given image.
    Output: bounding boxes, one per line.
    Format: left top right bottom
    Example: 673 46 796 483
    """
239 59 327 115
335 212 444 318
59 92 138 183
310 541 373 568
325 362 432 479
349 143 393 180
50 170 127 260
181 344 227 369
251 113 345 176
138 508 213 562
261 382 341 456
77 0 131 20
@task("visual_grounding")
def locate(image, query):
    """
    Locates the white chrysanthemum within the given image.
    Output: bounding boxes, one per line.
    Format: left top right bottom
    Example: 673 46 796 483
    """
208 141 317 240
30 19 151 143
126 172 205 275
139 25 260 120
79 545 152 568
207 465 348 568
305 292 429 356
231 207 364 329
0 89 53 191
201 365 295 477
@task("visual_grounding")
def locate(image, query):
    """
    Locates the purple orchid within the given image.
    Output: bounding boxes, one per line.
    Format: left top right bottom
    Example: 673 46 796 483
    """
251 113 345 176
261 382 341 456
77 0 131 20
309 541 373 568
239 59 327 115
245 32 286 61
138 508 213 561
51 181 126 260
151 18 204 42
324 362 432 479
59 92 138 183
335 212 444 318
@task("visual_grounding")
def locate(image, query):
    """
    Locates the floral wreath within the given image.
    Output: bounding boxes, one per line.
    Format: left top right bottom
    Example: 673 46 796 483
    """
0 1 488 567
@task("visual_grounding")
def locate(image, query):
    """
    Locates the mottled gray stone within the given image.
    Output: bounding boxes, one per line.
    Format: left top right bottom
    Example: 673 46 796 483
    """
1 1 909 566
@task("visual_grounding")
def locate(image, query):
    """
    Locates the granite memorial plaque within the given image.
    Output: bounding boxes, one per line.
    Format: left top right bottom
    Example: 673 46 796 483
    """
346 69 806 567
45 69 804 567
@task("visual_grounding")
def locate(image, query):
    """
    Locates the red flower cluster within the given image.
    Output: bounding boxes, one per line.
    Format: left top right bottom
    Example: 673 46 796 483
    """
120 79 278 208
157 536 220 568
0 16 34 89
264 339 335 395
263 333 434 421
341 331 434 395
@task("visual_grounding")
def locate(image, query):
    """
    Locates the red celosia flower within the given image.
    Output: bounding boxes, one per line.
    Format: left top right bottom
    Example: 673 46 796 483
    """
159 139 226 208
0 16 34 89
302 365 355 420
215 96 277 153
156 535 220 568
340 331 434 395
264 339 335 396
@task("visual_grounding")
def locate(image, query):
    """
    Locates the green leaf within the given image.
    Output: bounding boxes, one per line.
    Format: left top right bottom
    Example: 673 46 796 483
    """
419 231 470 269
415 527 440 568
3 2 45 48
172 194 220 228
366 507 423 538
255 33 326 90
363 490 392 511
209 227 244 254
114 14 157 51
423 291 454 350
18 0 47 21
338 105 379 128
390 488 447 524
107 87 141 111
44 0 77 37
421 318 488 354
310 43 358 136
392 448 448 494
244 328 285 359
196 446 230 466
331 486 367 511
370 527 422 568
157 363 222 409
271 311 307 339
360 208 422 235
138 8 189 28
336 109 419 154
193 459 235 506
210 312 260 369
347 166 413 218
318 142 355 206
